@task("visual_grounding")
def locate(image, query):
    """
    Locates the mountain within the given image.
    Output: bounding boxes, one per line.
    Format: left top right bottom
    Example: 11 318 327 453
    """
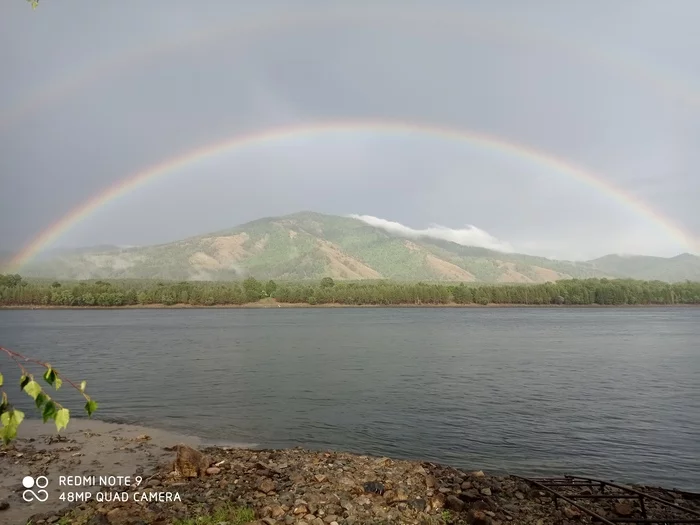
12 212 700 282
587 253 700 282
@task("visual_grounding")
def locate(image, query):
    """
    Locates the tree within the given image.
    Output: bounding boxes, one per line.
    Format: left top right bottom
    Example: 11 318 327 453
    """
0 274 22 288
320 277 335 288
264 280 277 297
0 345 98 444
242 277 263 302
26 0 39 8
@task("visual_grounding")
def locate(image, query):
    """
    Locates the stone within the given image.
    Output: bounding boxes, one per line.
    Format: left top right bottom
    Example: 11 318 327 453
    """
293 504 309 515
461 481 473 490
87 516 109 525
563 506 581 519
389 488 408 503
514 491 525 500
314 474 327 483
355 496 371 507
338 476 355 487
261 519 278 525
471 500 490 512
425 475 437 488
171 444 211 478
408 498 426 511
270 506 285 519
480 487 492 496
0 500 8 511
363 481 385 495
446 495 465 511
205 467 221 475
471 470 485 478
460 489 481 501
614 502 633 517
258 478 277 493
105 508 132 524
466 510 492 525
516 482 531 494
430 493 446 510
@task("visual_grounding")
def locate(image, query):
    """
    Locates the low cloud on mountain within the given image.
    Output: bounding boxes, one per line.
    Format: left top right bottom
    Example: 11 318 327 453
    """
349 214 514 252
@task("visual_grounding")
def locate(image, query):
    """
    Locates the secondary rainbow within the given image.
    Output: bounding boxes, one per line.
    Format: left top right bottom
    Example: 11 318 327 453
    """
7 119 696 271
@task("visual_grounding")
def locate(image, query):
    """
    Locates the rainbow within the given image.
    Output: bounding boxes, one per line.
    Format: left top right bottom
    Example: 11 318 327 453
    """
6 119 696 271
3 5 700 133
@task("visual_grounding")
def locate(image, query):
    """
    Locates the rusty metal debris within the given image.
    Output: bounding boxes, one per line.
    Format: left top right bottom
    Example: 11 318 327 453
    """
515 475 700 524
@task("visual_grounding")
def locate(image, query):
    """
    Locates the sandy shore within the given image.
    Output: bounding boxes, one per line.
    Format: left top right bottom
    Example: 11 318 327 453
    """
0 419 203 524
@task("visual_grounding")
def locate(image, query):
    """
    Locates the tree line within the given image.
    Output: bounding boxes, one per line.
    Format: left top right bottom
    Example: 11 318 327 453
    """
1 274 699 306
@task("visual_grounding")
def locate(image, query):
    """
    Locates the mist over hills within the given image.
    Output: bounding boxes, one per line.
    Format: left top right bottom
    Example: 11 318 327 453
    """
8 212 700 282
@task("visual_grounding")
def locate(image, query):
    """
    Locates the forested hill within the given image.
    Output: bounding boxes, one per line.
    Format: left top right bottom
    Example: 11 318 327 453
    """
8 212 700 282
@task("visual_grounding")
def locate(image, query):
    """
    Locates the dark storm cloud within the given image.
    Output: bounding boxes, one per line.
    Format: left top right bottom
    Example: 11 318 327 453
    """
1 0 699 260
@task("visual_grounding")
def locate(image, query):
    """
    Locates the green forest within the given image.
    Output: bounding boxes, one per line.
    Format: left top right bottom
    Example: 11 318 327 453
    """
1 274 699 306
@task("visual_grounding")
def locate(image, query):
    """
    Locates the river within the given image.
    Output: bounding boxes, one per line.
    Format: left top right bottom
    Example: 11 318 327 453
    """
1 307 698 490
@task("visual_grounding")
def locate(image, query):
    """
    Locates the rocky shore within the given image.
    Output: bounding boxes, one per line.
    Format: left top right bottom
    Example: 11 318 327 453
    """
1 423 698 525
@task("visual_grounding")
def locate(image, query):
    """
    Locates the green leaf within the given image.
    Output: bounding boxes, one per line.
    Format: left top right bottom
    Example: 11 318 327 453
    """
84 399 98 417
20 375 31 390
43 368 55 386
0 372 3 387
1 424 17 445
2 408 25 428
42 401 57 423
11 409 24 427
55 408 69 432
23 380 42 400
80 380 87 393
0 409 23 444
35 392 48 409
53 376 62 390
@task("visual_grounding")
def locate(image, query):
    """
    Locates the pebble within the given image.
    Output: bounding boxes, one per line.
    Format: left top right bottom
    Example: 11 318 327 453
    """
13 444 687 525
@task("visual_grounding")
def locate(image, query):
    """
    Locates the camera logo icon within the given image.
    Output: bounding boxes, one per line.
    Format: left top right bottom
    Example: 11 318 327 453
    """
22 476 49 502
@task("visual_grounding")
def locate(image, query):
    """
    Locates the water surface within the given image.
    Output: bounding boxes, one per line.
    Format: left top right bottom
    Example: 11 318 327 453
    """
1 307 698 490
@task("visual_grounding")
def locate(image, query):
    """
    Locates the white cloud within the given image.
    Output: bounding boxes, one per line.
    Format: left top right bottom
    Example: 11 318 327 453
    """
349 214 514 252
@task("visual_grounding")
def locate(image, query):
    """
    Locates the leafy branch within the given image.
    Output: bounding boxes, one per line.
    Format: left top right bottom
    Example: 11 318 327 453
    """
0 345 98 445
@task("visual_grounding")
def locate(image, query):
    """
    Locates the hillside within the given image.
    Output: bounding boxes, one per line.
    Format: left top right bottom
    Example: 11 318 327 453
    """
588 253 700 282
10 212 700 282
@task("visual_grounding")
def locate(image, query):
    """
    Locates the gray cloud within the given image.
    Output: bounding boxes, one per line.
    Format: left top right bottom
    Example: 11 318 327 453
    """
2 0 700 262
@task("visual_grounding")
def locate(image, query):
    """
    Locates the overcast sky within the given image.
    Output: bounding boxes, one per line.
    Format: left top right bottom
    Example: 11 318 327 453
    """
1 0 699 262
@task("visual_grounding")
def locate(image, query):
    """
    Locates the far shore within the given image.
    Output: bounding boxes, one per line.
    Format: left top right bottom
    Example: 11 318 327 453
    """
1 302 699 310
